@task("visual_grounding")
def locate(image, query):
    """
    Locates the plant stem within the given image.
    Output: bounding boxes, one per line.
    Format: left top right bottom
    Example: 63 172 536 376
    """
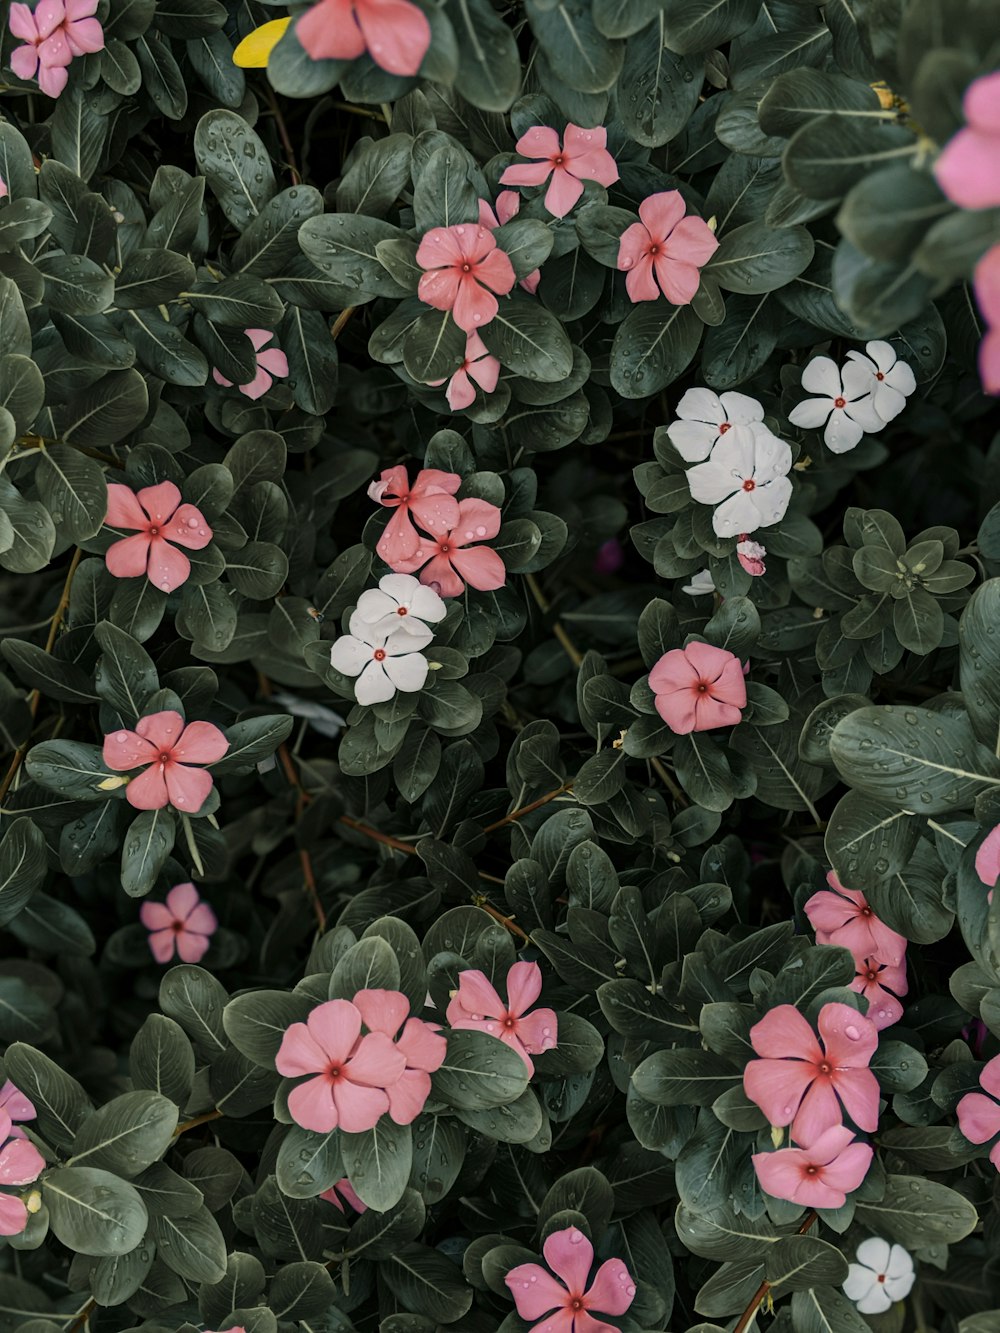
733 1210 817 1333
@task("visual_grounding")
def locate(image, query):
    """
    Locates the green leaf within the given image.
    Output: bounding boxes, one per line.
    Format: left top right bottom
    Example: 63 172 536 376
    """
151 1203 228 1282
37 254 113 316
298 213 409 300
194 110 276 230
525 0 624 92
758 68 883 138
44 1167 148 1257
661 0 759 54
412 143 480 232
479 293 574 383
275 1126 343 1199
342 1118 413 1211
431 1029 530 1109
129 1014 195 1105
56 369 149 448
631 1048 741 1105
211 713 294 775
136 31 188 118
94 622 159 720
706 221 814 293
619 16 703 146
114 249 197 308
610 303 702 398
1 639 98 705
24 740 113 801
445 0 521 111
783 115 917 200
383 1244 473 1323
764 1235 848 1295
69 1091 178 1176
854 1174 978 1246
120 809 176 898
223 990 312 1067
280 306 338 415
959 579 1000 751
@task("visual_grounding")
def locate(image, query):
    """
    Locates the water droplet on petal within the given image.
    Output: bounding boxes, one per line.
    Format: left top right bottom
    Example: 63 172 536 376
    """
116 732 128 742
476 525 487 536
845 1024 861 1040
569 1230 584 1245
187 517 199 528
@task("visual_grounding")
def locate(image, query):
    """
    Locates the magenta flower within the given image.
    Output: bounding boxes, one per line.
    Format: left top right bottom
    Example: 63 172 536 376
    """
975 243 1000 396
804 871 907 967
592 537 624 575
9 0 103 98
616 190 718 304
296 0 430 76
648 642 746 735
212 328 289 400
352 989 446 1124
478 194 540 293
139 882 217 965
505 1226 635 1333
934 71 1000 211
753 1124 873 1209
736 537 766 577
416 224 516 333
446 962 558 1076
957 1054 1000 1171
850 957 907 1031
428 331 501 411
500 124 619 219
368 465 461 565
275 999 405 1134
104 481 212 593
743 1002 880 1146
390 497 506 598
0 1082 35 1141
103 710 229 812
320 1178 367 1213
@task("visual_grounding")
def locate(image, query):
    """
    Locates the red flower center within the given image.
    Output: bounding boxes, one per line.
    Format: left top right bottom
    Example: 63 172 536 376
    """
440 542 451 554
834 396 846 408
877 1274 886 1283
805 1165 819 1176
696 682 709 694
326 1064 342 1081
503 1015 517 1029
719 422 731 434
876 372 885 381
171 921 184 933
648 242 660 256
461 263 472 273
570 1299 584 1311
864 968 878 983
148 524 160 536
373 649 387 661
397 607 408 615
158 751 173 765
860 905 872 917
742 478 756 491
818 1060 832 1076
553 155 565 166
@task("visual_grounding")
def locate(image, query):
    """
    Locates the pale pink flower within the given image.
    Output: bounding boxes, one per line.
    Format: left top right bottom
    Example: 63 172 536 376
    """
648 642 746 735
446 962 558 1076
478 194 540 293
0 1195 29 1237
743 1002 880 1145
804 871 907 967
415 224 515 333
352 989 446 1124
212 328 288 400
500 124 619 219
139 882 217 965
851 957 907 1031
736 537 766 576
275 999 405 1134
429 331 501 411
390 497 506 598
616 190 718 304
320 1178 367 1213
977 822 1000 890
975 244 1000 396
0 1081 35 1141
752 1124 873 1208
0 1134 45 1236
957 1054 1000 1171
505 1226 636 1333
0 177 7 201
9 0 103 98
104 481 212 593
103 710 229 812
934 71 1000 211
369 466 461 565
296 0 430 76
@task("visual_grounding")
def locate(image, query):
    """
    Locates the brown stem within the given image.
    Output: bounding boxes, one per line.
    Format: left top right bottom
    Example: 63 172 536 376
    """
331 308 355 340
482 780 574 833
525 572 583 668
65 1299 96 1333
173 1109 224 1136
733 1210 817 1333
650 755 688 808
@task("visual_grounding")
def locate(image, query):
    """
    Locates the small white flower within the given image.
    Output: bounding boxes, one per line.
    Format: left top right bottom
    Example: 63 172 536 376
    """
788 355 884 453
667 387 765 462
844 340 916 423
330 611 432 705
353 573 447 637
269 690 346 739
686 423 793 538
682 569 716 596
843 1238 915 1314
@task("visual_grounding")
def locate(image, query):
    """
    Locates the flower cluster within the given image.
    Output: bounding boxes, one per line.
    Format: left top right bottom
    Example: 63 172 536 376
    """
296 0 430 75
957 1055 1000 1172
446 962 558 1075
0 1083 42 1238
789 342 915 453
805 872 908 1030
8 0 103 97
330 573 446 705
685 417 793 538
500 125 619 219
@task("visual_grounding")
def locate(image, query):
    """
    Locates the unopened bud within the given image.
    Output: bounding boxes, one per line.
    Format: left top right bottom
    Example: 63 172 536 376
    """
97 774 129 790
770 1123 784 1149
25 1190 42 1214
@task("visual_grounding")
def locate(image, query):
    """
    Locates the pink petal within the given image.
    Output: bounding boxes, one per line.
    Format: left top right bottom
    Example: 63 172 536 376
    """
106 532 153 580
506 961 543 1015
505 1262 568 1320
569 147 619 189
575 1315 621 1333
247 328 272 352
407 492 460 537
752 1147 808 1203
818 1003 878 1068
474 247 516 294
648 648 699 694
449 545 506 592
0 1139 45 1186
563 123 607 153
514 125 562 159
385 1068 432 1124
397 1018 446 1072
544 1226 593 1295
378 507 423 565
452 276 498 333
683 640 733 683
520 270 541 294
37 61 68 96
307 999 362 1063
445 367 476 410
514 1009 557 1058
352 988 409 1039
125 764 169 810
749 1005 821 1060
145 536 190 592
790 1077 844 1146
416 227 466 269
9 44 40 80
8 4 40 40
958 1090 1000 1144
296 0 365 60
543 168 585 218
638 190 686 242
478 199 500 229
455 970 505 1020
419 553 465 598
453 497 502 543
625 255 660 302
974 245 1000 327
163 504 212 551
256 347 289 379
137 481 181 525
163 762 213 813
0 1082 35 1122
275 1021 330 1077
348 1031 406 1087
354 0 430 76
981 1054 1000 1099
743 1058 816 1127
288 1075 339 1133
411 468 461 498
976 825 1000 887
185 903 217 936
105 482 148 530
496 190 521 224
653 255 702 305
417 267 462 313
934 129 1000 210
819 1141 873 1192
693 696 743 730
655 689 699 734
65 16 104 54
963 71 1000 132
500 161 556 190
468 353 500 394
173 720 229 765
103 727 156 772
664 215 720 267
585 1259 635 1316
239 367 273 401
33 0 65 37
165 882 200 919
332 1079 390 1133
711 657 749 707
136 710 185 750
980 326 1000 395
176 930 212 963
0 1196 28 1237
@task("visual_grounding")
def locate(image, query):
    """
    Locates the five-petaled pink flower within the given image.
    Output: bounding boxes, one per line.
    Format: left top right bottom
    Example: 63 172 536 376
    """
752 1124 873 1209
104 481 212 594
212 328 289 400
139 882 217 965
500 124 619 219
446 962 558 1076
506 1227 635 1333
368 465 461 565
743 1002 880 1146
320 1178 368 1213
391 498 506 598
957 1054 1000 1172
617 190 718 304
296 0 430 76
850 957 907 1031
416 224 516 333
352 989 446 1124
9 0 103 98
804 871 906 967
0 1132 45 1237
0 1082 35 1141
934 71 1000 211
479 194 540 293
275 998 405 1134
103 710 229 812
648 642 746 735
429 331 501 411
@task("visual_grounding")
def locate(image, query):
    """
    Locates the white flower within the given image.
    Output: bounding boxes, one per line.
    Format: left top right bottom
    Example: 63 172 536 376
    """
686 423 793 538
269 690 346 739
353 573 447 637
842 1238 915 1314
788 355 884 453
844 340 916 423
667 388 765 462
682 569 716 596
330 611 432 705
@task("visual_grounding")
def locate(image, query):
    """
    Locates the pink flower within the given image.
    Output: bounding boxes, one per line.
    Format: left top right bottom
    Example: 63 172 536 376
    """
104 481 212 593
804 871 907 967
617 190 718 304
212 328 288 400
0 177 7 201
499 125 619 219
0 1134 45 1235
976 822 1000 894
368 465 461 565
736 537 766 576
478 194 540 293
429 331 501 411
275 999 406 1133
296 0 430 76
957 1054 1000 1172
648 642 746 735
103 710 229 812
0 1081 35 1141
352 989 446 1124
390 498 506 598
850 957 907 1031
743 1002 880 1145
416 224 516 333
975 244 1000 396
445 962 558 1076
505 1226 636 1333
593 537 624 575
752 1124 873 1209
320 1178 367 1213
9 0 103 98
0 1195 29 1237
139 882 217 965
934 71 1000 211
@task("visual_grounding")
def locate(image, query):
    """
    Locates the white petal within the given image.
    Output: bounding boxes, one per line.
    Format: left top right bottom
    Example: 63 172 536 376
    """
354 589 399 622
408 584 447 623
330 635 373 676
788 398 833 429
687 460 737 505
842 1266 877 1303
824 409 864 453
845 349 878 376
845 393 885 434
667 419 719 462
751 429 792 481
885 1246 914 1284
675 386 723 425
749 476 792 528
885 359 915 396
864 340 896 373
884 1272 915 1300
842 359 876 399
711 429 757 478
871 381 906 422
800 354 842 396
355 660 396 705
720 390 764 424
855 1238 893 1273
346 610 383 644
712 490 761 538
384 621 432 654
378 572 422 602
682 570 715 595
856 1286 892 1315
383 651 428 693
363 612 428 639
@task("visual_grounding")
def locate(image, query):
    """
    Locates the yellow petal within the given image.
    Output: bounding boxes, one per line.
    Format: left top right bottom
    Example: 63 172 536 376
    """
233 17 291 68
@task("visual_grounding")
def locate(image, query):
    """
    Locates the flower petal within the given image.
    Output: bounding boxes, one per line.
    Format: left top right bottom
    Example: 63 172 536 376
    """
352 988 409 1039
455 971 505 1020
506 960 543 1015
505 1262 567 1321
176 930 212 963
163 504 212 550
296 0 364 61
307 999 362 1063
103 727 157 772
584 1259 635 1316
288 1076 339 1133
172 721 229 765
449 545 506 591
801 355 842 397
165 882 200 919
382 651 428 693
750 1005 821 1060
147 928 177 964
544 167 585 218
743 1057 816 1127
124 764 170 810
145 536 191 593
638 190 686 241
514 125 562 159
543 1226 594 1294
105 483 148 529
106 533 152 580
164 763 214 813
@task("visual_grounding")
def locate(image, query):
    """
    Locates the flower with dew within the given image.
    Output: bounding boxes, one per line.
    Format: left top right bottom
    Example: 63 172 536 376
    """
844 341 916 423
933 71 1000 211
648 642 746 735
139 882 217 965
975 243 1000 396
428 331 501 411
737 538 766 577
212 328 289 400
850 957 907 1031
391 498 506 598
957 1053 1000 1171
416 224 516 333
446 961 558 1076
788 355 884 453
666 388 765 462
102 710 229 812
505 1226 636 1333
320 1178 367 1214
0 1133 45 1237
752 1124 873 1209
681 569 716 597
743 1002 880 1146
804 870 907 967
296 0 430 76
617 190 718 304
352 989 446 1124
104 481 212 594
478 194 540 292
330 611 432 706
9 0 104 98
0 1082 35 1141
843 1238 916 1314
368 465 460 565
685 424 793 538
353 573 447 639
500 124 619 218
275 998 405 1134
